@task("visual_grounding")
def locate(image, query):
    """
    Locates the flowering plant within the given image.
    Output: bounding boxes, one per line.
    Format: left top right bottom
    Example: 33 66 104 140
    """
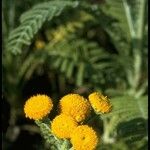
24 92 112 150
3 0 147 149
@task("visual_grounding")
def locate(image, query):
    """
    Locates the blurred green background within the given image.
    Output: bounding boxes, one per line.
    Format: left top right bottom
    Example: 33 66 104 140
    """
2 0 148 149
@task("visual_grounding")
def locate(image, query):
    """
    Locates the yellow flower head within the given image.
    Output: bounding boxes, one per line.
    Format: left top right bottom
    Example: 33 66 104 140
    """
59 94 91 122
35 40 45 49
71 125 98 150
88 92 112 114
24 94 53 120
51 114 78 139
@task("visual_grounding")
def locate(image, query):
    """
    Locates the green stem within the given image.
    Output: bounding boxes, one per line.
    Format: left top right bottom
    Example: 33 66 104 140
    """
102 116 117 144
123 0 136 38
9 0 15 31
135 80 147 98
131 0 146 94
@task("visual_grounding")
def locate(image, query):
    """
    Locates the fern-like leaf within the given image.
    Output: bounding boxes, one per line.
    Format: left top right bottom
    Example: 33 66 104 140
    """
45 38 113 87
6 1 79 55
101 0 131 40
101 96 148 143
104 96 148 119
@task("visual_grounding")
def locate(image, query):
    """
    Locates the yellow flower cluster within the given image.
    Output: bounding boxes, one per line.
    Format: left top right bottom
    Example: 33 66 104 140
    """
23 92 112 150
89 92 112 114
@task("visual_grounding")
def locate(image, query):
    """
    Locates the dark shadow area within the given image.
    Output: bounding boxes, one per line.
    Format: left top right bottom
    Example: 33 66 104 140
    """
3 130 43 150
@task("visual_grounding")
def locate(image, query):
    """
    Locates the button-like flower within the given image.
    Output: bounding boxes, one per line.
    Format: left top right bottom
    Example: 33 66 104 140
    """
59 94 91 122
24 94 53 120
51 114 78 139
88 92 112 114
71 125 98 150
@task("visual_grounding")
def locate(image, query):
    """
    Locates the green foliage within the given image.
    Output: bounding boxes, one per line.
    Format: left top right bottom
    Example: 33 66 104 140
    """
101 96 148 147
6 1 79 54
103 96 148 120
101 0 131 46
45 38 114 87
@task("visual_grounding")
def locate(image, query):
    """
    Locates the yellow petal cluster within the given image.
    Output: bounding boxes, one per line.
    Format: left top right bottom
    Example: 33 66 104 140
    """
59 94 91 122
24 94 53 120
51 114 78 139
71 125 98 150
88 92 112 113
23 92 113 149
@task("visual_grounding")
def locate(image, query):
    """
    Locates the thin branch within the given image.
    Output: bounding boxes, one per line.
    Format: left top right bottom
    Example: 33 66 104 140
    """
122 0 136 38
